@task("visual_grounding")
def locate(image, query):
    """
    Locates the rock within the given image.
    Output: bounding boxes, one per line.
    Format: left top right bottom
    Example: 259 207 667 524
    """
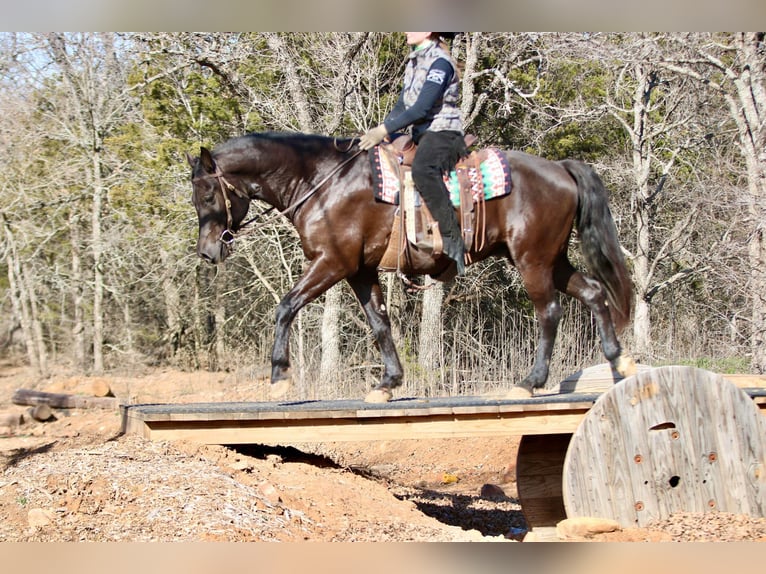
229 460 254 472
479 484 506 498
258 481 282 505
556 517 621 540
367 463 395 477
522 527 559 542
0 412 24 434
27 508 55 528
265 454 283 466
522 530 539 542
502 462 516 483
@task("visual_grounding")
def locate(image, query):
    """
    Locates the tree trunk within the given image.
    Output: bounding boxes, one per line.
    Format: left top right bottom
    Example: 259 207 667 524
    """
213 288 226 371
70 212 86 370
750 222 766 373
159 248 183 358
320 285 342 387
731 33 766 373
3 223 45 375
20 263 47 376
627 63 655 359
5 243 38 373
419 279 444 393
91 149 105 374
191 262 205 370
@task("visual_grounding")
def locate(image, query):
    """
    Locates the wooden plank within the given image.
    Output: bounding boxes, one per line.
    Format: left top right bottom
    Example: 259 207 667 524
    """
124 394 599 422
544 362 655 395
123 408 591 444
120 411 151 439
545 364 766 396
721 373 766 389
563 366 766 528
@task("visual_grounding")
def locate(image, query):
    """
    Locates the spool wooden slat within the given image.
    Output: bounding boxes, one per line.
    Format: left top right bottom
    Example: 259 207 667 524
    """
516 433 571 528
562 366 766 528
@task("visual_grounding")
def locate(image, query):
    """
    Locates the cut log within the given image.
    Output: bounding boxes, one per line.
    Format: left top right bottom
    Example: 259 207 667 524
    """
12 389 120 410
28 404 54 422
91 379 114 398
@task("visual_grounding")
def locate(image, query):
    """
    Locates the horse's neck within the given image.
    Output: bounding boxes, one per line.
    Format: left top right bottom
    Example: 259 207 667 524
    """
242 145 313 214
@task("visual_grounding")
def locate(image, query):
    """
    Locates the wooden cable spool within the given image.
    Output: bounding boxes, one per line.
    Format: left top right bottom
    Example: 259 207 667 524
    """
562 366 766 527
517 366 766 531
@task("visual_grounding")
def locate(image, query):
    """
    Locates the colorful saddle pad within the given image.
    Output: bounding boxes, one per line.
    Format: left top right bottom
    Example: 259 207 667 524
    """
370 147 512 206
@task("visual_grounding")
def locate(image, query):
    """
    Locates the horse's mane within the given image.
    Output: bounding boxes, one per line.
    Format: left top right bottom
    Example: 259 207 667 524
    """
216 131 355 156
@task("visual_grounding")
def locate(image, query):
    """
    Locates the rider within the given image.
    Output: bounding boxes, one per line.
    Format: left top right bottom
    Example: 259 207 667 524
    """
359 32 467 276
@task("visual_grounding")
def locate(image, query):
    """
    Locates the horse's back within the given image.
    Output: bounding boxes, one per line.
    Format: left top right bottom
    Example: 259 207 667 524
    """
504 150 579 193
483 150 580 265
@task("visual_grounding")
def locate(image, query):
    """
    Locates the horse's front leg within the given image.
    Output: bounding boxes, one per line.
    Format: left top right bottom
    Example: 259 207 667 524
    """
270 259 343 399
347 271 404 403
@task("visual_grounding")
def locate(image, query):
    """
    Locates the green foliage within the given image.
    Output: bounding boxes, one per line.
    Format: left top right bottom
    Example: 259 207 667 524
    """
139 68 238 142
659 356 751 374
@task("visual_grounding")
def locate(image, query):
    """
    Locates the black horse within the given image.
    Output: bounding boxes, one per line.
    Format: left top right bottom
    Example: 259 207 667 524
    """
187 132 635 402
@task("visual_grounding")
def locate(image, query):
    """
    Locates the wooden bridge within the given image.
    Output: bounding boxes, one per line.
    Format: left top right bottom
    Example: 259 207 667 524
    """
121 366 766 445
121 365 766 532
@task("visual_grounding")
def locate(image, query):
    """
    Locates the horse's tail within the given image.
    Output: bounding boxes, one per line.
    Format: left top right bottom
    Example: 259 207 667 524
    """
560 159 633 333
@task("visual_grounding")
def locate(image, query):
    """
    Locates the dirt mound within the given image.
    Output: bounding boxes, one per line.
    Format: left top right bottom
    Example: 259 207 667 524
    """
2 366 766 542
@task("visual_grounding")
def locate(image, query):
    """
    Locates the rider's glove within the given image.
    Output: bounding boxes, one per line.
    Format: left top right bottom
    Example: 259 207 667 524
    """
358 125 388 151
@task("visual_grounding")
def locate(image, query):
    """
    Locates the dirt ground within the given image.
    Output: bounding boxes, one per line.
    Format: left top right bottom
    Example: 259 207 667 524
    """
1 363 766 542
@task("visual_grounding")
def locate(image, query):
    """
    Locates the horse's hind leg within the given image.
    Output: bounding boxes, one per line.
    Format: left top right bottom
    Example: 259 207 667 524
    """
347 271 404 403
553 258 635 377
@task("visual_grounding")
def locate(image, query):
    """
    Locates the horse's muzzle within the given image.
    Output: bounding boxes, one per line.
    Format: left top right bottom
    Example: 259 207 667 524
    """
197 229 231 264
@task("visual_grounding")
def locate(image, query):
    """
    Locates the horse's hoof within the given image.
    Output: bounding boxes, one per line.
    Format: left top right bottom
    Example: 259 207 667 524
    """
364 388 393 403
614 354 637 378
504 386 534 399
270 378 292 400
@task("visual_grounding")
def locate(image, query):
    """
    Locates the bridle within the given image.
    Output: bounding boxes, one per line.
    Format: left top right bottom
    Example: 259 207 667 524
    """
195 147 364 247
193 167 257 246
214 168 249 246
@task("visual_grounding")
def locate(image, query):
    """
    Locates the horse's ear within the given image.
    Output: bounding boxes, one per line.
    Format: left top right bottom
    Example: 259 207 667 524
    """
199 147 216 174
185 152 197 169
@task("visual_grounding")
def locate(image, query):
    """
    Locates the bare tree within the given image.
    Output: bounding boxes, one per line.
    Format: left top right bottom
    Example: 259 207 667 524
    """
41 33 136 373
658 32 766 373
602 38 704 359
0 55 50 376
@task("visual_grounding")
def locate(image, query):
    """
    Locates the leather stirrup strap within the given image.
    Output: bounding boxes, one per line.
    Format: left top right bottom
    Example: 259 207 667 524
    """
429 220 443 257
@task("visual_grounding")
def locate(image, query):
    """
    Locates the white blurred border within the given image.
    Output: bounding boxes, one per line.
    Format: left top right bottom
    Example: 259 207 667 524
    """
1 0 765 31
1 542 764 574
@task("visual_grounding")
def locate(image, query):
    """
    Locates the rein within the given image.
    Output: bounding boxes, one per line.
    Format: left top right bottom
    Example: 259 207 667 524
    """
206 148 365 245
280 148 364 219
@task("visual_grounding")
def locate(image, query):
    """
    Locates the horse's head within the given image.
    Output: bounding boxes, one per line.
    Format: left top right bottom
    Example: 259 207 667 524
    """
187 146 250 264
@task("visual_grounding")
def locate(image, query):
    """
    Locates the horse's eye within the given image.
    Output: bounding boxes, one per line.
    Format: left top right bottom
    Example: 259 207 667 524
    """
202 191 215 205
